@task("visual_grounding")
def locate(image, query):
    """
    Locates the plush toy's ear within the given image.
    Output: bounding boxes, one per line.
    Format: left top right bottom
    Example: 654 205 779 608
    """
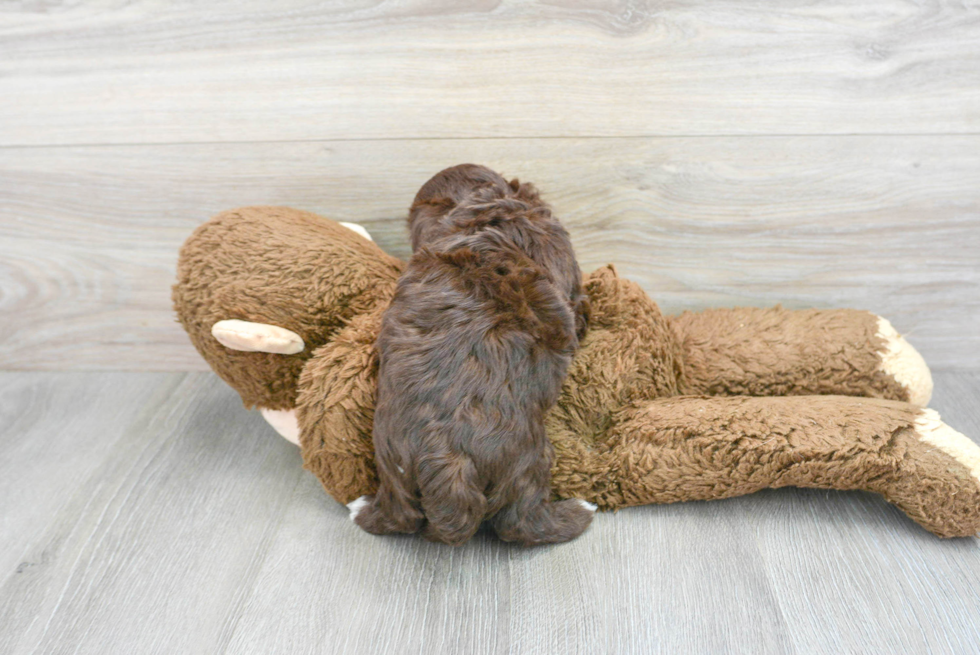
211 320 305 355
173 207 402 411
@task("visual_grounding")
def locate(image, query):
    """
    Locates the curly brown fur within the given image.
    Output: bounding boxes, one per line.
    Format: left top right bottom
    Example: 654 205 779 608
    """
409 164 590 338
352 165 594 546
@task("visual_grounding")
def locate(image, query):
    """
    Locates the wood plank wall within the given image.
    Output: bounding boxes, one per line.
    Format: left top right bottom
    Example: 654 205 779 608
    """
1 1 978 370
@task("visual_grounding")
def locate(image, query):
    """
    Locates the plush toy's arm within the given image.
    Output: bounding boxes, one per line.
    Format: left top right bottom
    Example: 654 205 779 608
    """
551 395 979 538
295 305 386 504
669 307 932 406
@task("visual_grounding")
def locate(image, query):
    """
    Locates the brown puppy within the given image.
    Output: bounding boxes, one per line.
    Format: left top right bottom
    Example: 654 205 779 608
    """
350 165 594 546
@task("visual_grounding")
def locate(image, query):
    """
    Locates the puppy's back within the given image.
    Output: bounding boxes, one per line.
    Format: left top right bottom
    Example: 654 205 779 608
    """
356 233 592 545
352 165 595 546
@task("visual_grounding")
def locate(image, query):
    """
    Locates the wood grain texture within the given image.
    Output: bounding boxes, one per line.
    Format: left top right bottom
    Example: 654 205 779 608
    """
4 2 979 651
1 370 978 654
0 372 304 655
2 136 978 370
2 1 980 145
0 372 180 578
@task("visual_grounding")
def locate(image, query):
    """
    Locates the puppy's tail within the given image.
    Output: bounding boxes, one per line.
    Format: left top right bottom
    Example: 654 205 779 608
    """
418 454 487 546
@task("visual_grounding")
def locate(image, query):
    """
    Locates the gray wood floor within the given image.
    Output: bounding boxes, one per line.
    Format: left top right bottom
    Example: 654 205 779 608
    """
1 370 979 655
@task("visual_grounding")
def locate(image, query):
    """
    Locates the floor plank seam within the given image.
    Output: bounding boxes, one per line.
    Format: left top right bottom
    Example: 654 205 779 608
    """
5 132 980 150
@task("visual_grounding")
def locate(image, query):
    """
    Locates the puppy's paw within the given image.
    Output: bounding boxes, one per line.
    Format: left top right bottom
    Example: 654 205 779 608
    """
347 496 371 522
875 317 933 406
575 499 598 512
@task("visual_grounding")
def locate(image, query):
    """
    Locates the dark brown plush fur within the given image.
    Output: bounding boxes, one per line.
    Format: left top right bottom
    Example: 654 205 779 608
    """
352 165 593 546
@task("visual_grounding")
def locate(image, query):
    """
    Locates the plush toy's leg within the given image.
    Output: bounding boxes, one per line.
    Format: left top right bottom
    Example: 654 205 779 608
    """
669 307 932 405
560 395 979 537
295 303 388 505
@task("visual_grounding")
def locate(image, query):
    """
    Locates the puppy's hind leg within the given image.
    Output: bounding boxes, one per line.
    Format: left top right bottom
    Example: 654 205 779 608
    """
350 481 425 536
492 494 596 547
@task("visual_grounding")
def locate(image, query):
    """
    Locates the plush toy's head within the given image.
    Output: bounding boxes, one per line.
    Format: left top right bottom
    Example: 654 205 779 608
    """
172 206 403 409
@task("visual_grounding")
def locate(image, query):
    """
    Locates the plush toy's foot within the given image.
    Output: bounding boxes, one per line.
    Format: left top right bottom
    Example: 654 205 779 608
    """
876 317 933 406
885 408 980 537
259 408 300 446
914 409 980 490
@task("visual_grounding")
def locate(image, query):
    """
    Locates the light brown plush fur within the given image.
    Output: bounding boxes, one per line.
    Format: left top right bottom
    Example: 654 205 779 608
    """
173 206 980 539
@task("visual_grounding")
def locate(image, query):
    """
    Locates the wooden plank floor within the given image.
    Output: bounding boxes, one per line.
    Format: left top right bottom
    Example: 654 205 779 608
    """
0 370 978 655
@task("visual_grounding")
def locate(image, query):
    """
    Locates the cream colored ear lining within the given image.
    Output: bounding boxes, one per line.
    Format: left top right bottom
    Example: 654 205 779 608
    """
339 222 373 242
211 319 305 354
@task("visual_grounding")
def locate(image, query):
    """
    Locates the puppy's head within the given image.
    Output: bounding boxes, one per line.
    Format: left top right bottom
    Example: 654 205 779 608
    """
409 164 523 251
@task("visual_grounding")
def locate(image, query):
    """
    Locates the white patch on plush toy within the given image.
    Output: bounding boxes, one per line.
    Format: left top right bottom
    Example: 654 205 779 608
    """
875 317 933 406
211 319 305 355
259 408 301 446
576 499 598 512
339 222 373 242
347 496 371 521
915 409 980 488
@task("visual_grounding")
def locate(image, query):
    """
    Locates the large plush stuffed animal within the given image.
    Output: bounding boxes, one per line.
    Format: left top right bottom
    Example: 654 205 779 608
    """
173 183 980 539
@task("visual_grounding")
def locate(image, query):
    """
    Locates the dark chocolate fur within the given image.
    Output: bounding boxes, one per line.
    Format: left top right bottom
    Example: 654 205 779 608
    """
353 164 593 546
